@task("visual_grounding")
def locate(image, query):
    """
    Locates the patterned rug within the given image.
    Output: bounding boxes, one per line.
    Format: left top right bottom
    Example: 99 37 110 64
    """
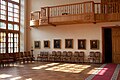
86 64 120 80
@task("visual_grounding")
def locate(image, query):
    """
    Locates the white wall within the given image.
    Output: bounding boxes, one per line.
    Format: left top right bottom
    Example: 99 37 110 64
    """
30 22 120 62
27 0 120 62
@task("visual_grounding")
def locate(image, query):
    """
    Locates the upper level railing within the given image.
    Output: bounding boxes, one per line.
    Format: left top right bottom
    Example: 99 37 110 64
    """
30 1 120 27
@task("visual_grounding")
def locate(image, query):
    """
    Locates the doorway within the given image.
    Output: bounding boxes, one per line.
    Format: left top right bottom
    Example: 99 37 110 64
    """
103 28 112 63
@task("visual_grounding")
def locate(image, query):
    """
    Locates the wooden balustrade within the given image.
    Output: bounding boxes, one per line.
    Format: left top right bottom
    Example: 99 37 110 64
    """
95 2 120 22
49 1 95 25
30 1 120 27
30 11 40 27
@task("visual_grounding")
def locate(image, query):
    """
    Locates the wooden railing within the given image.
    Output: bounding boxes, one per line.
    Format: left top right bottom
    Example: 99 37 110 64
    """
95 2 120 22
30 1 120 27
30 11 40 27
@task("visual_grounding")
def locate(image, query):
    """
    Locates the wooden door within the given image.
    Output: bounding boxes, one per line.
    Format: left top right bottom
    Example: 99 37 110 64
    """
112 27 120 64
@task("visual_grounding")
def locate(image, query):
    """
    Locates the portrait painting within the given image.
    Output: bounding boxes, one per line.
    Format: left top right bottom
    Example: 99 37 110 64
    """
54 39 61 49
44 40 50 48
90 40 99 49
65 39 73 48
78 39 86 49
34 41 40 49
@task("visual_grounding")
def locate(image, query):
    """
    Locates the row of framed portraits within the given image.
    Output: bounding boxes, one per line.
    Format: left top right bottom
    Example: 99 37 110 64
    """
34 39 99 50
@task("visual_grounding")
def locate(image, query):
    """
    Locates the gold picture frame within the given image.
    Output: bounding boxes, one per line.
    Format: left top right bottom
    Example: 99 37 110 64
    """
78 39 86 49
34 41 40 49
90 40 99 49
54 39 61 49
65 39 73 48
44 40 50 48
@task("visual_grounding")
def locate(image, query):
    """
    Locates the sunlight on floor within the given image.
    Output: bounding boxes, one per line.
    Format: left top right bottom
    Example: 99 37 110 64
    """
32 63 60 69
87 67 108 75
0 74 12 78
45 63 91 73
98 68 108 75
26 78 32 80
0 74 32 80
10 76 22 80
13 64 25 67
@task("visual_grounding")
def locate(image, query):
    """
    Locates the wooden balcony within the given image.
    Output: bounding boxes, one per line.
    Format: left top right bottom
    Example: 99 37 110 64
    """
30 1 120 27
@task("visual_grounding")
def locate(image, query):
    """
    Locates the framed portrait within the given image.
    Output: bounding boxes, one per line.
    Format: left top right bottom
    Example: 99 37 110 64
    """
54 39 61 49
65 39 73 48
90 40 99 49
44 40 50 48
78 39 86 49
34 41 40 49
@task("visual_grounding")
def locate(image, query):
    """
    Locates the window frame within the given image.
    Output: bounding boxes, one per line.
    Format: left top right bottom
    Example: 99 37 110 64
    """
0 0 20 54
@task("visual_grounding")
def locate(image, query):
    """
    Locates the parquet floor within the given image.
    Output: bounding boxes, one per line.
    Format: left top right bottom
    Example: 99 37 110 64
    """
0 62 103 80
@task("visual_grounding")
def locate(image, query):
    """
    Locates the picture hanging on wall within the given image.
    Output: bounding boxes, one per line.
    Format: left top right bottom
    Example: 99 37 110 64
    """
34 41 40 49
65 39 73 48
54 39 61 49
44 40 50 48
90 40 99 49
78 39 86 49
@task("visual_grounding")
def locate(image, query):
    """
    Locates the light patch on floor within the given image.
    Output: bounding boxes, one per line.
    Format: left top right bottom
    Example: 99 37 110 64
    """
98 68 108 75
45 63 91 73
0 74 12 79
26 78 32 80
10 76 22 80
87 67 107 75
32 63 60 69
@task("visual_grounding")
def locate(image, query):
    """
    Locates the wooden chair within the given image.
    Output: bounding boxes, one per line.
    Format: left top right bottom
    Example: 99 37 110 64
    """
23 52 30 63
73 51 79 63
78 51 84 63
66 51 72 63
0 54 4 67
28 51 35 62
2 53 9 67
18 52 25 64
2 53 15 67
61 51 67 62
88 51 95 63
14 52 20 64
49 51 56 62
55 51 61 62
37 52 44 61
42 52 48 61
8 53 15 65
94 52 101 63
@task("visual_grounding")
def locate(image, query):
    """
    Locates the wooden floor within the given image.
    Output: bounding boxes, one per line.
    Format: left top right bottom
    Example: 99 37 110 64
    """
0 62 107 80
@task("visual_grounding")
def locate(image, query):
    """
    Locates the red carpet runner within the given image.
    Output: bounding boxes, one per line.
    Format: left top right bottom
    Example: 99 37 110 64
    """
92 64 117 80
117 70 120 80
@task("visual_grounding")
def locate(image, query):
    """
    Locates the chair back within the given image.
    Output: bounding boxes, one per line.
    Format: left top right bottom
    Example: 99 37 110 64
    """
67 51 72 57
62 51 67 56
56 51 61 56
52 51 56 56
74 51 79 57
95 52 100 57
0 53 3 60
79 51 84 57
19 52 24 58
89 52 95 57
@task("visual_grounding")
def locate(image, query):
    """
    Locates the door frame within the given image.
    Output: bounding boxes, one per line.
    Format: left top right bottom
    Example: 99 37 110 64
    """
102 26 118 63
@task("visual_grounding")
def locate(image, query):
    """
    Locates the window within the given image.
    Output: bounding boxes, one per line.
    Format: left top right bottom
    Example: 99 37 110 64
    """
0 0 20 53
0 32 6 53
